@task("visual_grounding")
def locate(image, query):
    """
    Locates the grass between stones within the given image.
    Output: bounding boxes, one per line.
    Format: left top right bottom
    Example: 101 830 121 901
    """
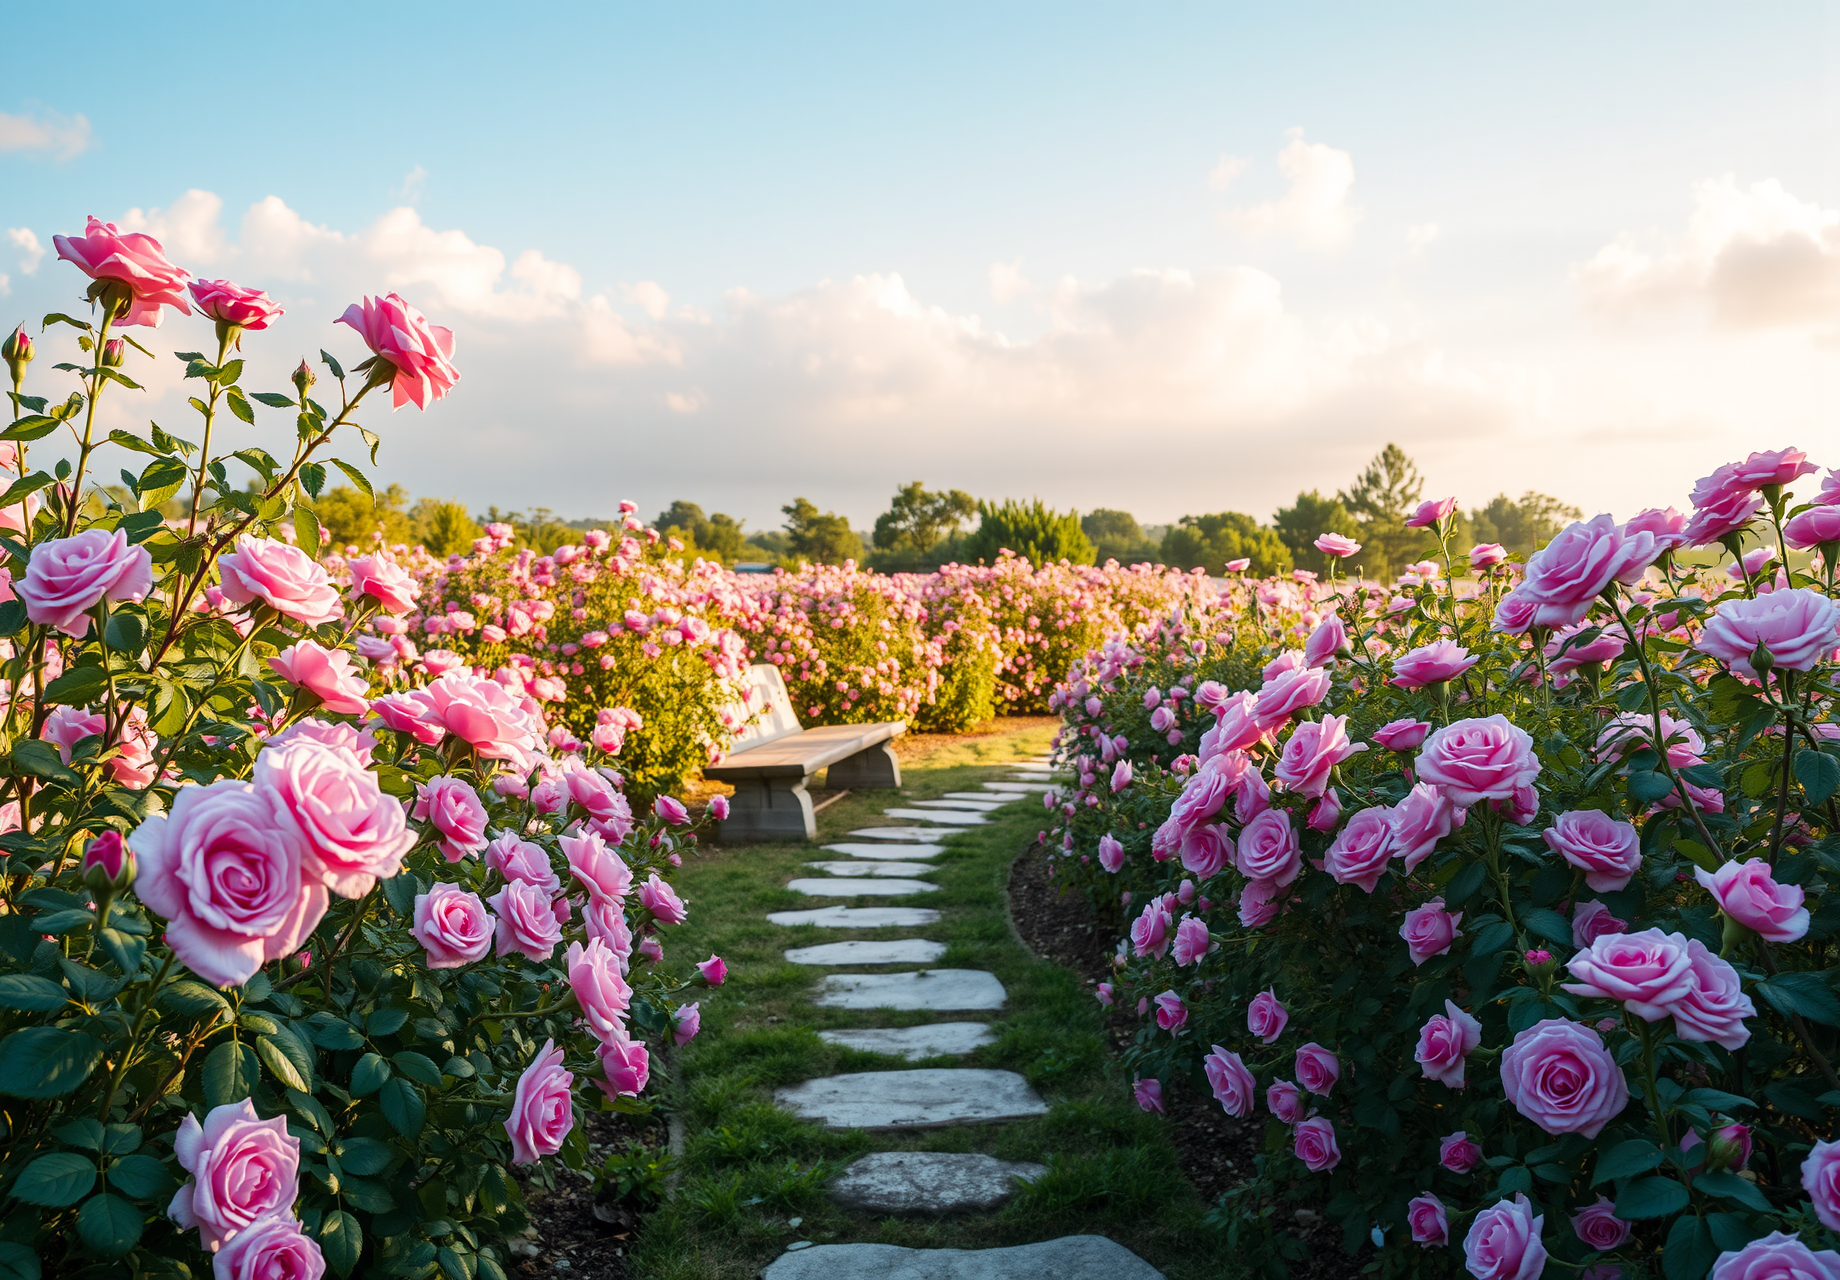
629 720 1227 1279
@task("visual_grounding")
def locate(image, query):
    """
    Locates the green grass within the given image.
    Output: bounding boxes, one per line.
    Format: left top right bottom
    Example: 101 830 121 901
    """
630 721 1227 1279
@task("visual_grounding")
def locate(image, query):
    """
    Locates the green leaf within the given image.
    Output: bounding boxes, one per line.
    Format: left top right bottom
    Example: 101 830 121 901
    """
336 1136 395 1176
357 426 380 465
42 312 93 333
1614 1175 1690 1219
12 1152 97 1206
1470 920 1514 957
368 1005 410 1036
96 366 143 391
77 1192 142 1256
257 1034 311 1092
40 664 110 707
320 349 346 380
0 1027 103 1098
1694 1169 1773 1212
6 739 78 785
339 1175 397 1213
159 980 232 1020
231 447 278 482
392 1051 444 1088
251 391 297 409
293 507 322 559
350 1052 391 1096
107 1152 176 1202
300 461 328 499
96 928 146 977
1626 770 1675 805
226 388 255 425
2 416 62 442
1756 974 1840 1028
54 1118 106 1150
34 908 96 934
0 599 26 636
1796 749 1840 805
1521 907 1573 948
319 1209 362 1277
202 1040 260 1109
0 472 51 513
380 1077 425 1136
105 429 169 457
330 458 374 499
1593 1139 1663 1184
1664 1213 1718 1280
381 874 419 921
0 1241 42 1280
438 1245 475 1280
102 609 145 654
0 973 67 1011
306 1012 366 1051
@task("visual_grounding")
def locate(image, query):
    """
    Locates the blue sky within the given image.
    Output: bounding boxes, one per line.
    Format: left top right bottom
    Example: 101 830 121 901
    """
3 2 1836 531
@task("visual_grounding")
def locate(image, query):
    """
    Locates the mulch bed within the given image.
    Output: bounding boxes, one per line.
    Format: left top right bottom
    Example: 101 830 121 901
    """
512 1108 669 1279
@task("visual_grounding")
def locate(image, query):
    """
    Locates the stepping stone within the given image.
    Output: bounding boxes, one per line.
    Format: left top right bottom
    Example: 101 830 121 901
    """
774 1068 1048 1131
818 1023 996 1059
995 779 1054 790
765 1236 1165 1278
908 799 1005 812
824 842 945 859
828 1151 1046 1216
849 827 964 842
945 791 1025 803
804 860 937 877
786 939 947 966
882 809 989 826
787 878 939 897
815 970 1006 1011
1006 762 1053 773
768 906 941 928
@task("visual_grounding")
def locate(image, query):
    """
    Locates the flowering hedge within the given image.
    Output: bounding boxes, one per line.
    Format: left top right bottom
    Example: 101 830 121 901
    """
0 220 717 1280
1045 460 1840 1280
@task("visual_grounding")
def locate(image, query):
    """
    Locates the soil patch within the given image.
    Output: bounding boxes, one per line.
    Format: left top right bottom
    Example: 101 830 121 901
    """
514 1109 669 1279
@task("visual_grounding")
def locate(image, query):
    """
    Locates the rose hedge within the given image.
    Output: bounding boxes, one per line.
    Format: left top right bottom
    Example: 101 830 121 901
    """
1044 463 1840 1280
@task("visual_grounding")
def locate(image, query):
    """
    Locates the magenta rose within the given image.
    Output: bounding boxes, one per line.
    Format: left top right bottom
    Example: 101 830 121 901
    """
1266 1079 1306 1125
1204 1046 1256 1118
1543 809 1641 891
696 954 727 985
504 1038 574 1164
16 528 154 637
412 882 493 969
1293 1117 1340 1171
269 640 371 716
1570 1196 1632 1250
413 774 489 862
1408 1193 1448 1247
1440 1130 1482 1173
336 292 460 410
130 779 326 989
1399 898 1461 966
1572 900 1629 948
1323 807 1395 892
1153 989 1188 1033
489 878 565 962
1668 939 1754 1050
566 938 633 1043
188 277 284 330
1711 1233 1840 1280
1373 718 1432 751
54 216 192 327
1235 809 1301 886
421 670 543 770
1387 783 1464 871
1471 542 1509 570
1295 1043 1340 1096
1098 832 1125 874
1802 1139 1840 1231
1415 715 1540 807
488 831 562 897
346 553 420 613
168 1099 300 1252
1172 915 1211 966
1696 858 1809 942
1562 928 1695 1020
213 1213 325 1280
254 738 413 899
1391 639 1479 689
1248 989 1288 1043
1786 506 1840 551
637 871 687 924
217 534 343 626
1131 897 1173 958
1134 1078 1165 1113
1464 1194 1548 1280
1501 513 1656 630
1170 757 1233 829
596 1034 651 1099
1178 824 1233 878
561 829 631 902
1407 496 1458 528
674 1000 702 1046
1698 587 1840 680
1274 714 1365 798
1415 1000 1482 1088
1500 1018 1630 1138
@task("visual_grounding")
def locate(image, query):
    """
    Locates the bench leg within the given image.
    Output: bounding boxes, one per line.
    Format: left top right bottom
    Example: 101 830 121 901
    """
827 742 901 789
717 775 816 842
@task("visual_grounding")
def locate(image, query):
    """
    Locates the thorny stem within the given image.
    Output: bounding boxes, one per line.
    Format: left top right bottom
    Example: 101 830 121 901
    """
275 883 380 992
186 328 235 537
62 307 115 539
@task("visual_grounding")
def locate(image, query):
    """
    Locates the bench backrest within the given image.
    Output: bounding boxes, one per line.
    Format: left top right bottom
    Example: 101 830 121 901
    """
727 663 804 753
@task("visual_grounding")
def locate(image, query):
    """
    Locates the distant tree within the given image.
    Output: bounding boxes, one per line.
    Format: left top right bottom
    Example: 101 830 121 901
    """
962 498 1095 566
1160 512 1292 576
1469 491 1581 560
656 500 748 563
744 529 792 562
1338 443 1431 578
1081 509 1161 565
312 484 416 550
872 482 977 564
1272 490 1356 574
409 497 480 556
782 498 864 565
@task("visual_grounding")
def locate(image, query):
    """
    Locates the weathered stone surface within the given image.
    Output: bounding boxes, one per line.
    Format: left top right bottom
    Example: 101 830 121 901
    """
785 939 947 966
763 1236 1166 1280
848 827 967 842
907 799 1004 812
1006 761 1054 773
774 1068 1047 1131
881 809 989 826
944 791 1025 804
767 906 941 928
803 860 937 878
787 877 939 897
815 970 1006 1011
824 842 945 859
992 779 1054 790
818 1023 995 1059
828 1151 1045 1216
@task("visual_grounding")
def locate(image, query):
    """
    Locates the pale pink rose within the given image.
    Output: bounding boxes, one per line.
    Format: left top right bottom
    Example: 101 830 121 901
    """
1470 543 1509 571
1238 878 1283 928
268 718 375 766
254 739 413 898
216 535 343 626
1415 715 1540 807
269 641 371 715
1274 714 1365 798
1440 1130 1481 1173
1387 784 1465 871
1248 989 1288 1043
1463 1194 1548 1280
489 879 565 962
1153 989 1187 1033
1500 1019 1629 1138
1373 718 1433 751
1407 496 1458 528
1802 1139 1840 1231
637 871 686 924
1253 665 1331 728
1694 449 1818 506
1416 1001 1482 1088
1597 710 1705 768
188 278 283 330
1111 758 1134 792
1303 612 1346 666
583 897 634 967
1692 858 1807 941
213 1213 325 1279
1314 533 1361 558
1572 899 1629 948
16 528 154 637
1685 488 1765 545
1131 896 1173 958
596 1034 651 1099
1399 898 1461 966
1323 807 1395 892
413 774 489 862
1499 514 1656 631
347 554 419 613
1204 1046 1256 1118
1625 506 1692 554
336 293 460 410
420 670 543 770
1263 649 1308 681
1308 788 1343 832
1562 928 1695 1021
710 794 730 821
1710 1233 1840 1280
421 650 466 677
1095 982 1115 1006
1492 591 1541 635
1172 915 1211 966
1170 755 1234 829
1178 823 1234 878
168 1100 300 1252
41 705 104 761
130 779 326 989
673 1000 702 1046
1669 939 1755 1050
1266 1079 1305 1124
566 938 633 1043
505 1039 574 1164
1235 809 1301 886
1391 639 1478 689
1698 588 1840 679
368 689 446 745
567 770 633 839
1294 1117 1341 1170
655 794 689 825
1224 557 1251 572
412 882 493 969
562 829 632 901
1543 809 1641 891
55 216 192 327
1295 1043 1340 1096
1408 1193 1449 1246
1133 1077 1165 1113
1570 1196 1632 1250
697 954 727 985
1786 506 1840 551
1097 832 1125 873
486 831 561 896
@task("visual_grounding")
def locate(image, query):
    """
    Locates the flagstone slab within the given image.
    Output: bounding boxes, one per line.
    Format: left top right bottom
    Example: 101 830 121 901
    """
774 1068 1047 1131
787 877 939 897
785 939 948 966
881 809 989 826
907 799 1005 812
767 906 941 928
848 827 965 842
817 1023 996 1059
764 1235 1166 1280
995 779 1055 789
944 791 1026 804
824 842 945 859
815 969 1006 1011
804 860 938 878
1005 762 1053 772
827 1151 1046 1216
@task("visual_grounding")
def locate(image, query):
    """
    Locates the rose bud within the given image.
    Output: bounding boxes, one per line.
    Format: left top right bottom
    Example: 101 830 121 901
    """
2 327 32 380
81 830 135 895
101 338 126 368
696 954 727 985
291 358 315 395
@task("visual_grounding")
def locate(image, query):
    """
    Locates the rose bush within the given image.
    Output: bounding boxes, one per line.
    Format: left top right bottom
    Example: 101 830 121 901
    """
1044 457 1840 1278
0 222 715 1279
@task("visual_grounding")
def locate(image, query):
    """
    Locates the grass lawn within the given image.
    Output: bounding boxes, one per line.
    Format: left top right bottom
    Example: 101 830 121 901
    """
629 718 1226 1279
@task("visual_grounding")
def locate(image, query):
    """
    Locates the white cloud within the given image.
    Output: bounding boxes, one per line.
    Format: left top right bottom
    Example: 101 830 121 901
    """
664 390 704 414
987 258 1029 304
393 165 429 204
624 280 671 319
0 108 92 159
1404 222 1441 256
1223 130 1362 252
1207 154 1250 192
1580 175 1840 332
7 228 43 274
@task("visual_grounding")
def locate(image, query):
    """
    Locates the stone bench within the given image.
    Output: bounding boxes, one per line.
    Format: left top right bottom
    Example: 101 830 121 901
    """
705 664 904 840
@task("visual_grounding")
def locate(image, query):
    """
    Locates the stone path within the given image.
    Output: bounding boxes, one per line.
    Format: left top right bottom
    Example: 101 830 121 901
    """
763 752 1165 1277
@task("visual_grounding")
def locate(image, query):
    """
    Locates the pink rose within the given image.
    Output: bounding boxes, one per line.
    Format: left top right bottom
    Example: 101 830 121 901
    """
1693 449 1818 504
1786 506 1840 551
336 293 460 411
1095 982 1114 1006
1698 588 1840 680
504 1039 574 1164
1235 809 1301 886
1266 1079 1306 1125
255 738 413 898
697 954 728 985
1497 514 1656 632
562 829 632 902
213 1213 325 1280
566 769 633 835
596 1034 651 1099
1685 487 1765 545
413 775 489 862
1416 1000 1482 1088
269 718 375 766
1570 1196 1632 1250
16 528 154 637
583 898 634 966
674 1000 702 1046
1178 823 1234 878
1293 1117 1340 1171
637 871 687 924
1391 639 1478 689
54 216 192 327
347 554 420 613
487 831 561 896
1682 1122 1754 1172
1500 1018 1629 1137
1295 1043 1340 1096
1248 989 1288 1043
1323 807 1395 892
369 690 446 745
188 278 283 330
1572 900 1629 948
1373 718 1432 751
1415 716 1540 807
1253 665 1331 728
1314 532 1361 558
1626 506 1691 554
1562 928 1695 1021
269 640 371 716
1170 756 1234 830
1668 938 1755 1050
1441 1130 1482 1173
1407 1193 1449 1248
1205 693 1267 757
1204 1046 1256 1118
1225 557 1251 572
489 879 565 962
1802 1139 1840 1231
1303 613 1347 667
1172 915 1211 966
1399 898 1461 966
1463 1194 1548 1280
1132 896 1174 958
412 882 493 969
217 535 343 627
655 794 689 824
1274 714 1365 798
1154 989 1188 1033
1387 783 1463 872
1543 809 1641 891
1407 497 1458 528
1098 833 1125 873
1695 858 1808 942
566 938 633 1043
1133 1078 1165 1113
420 670 543 770
130 779 326 989
1711 1233 1840 1280
168 1100 300 1252
1238 877 1284 927
1470 543 1509 571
